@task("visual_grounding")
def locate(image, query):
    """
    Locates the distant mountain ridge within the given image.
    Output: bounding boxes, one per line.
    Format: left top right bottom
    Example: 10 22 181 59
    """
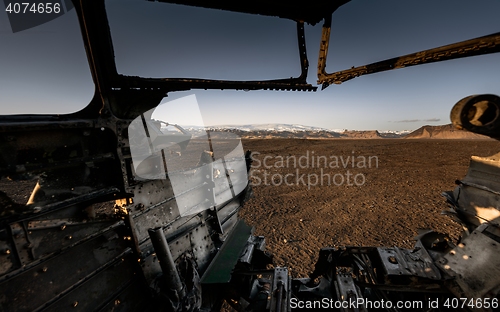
405 124 491 139
342 130 382 139
208 124 330 132
202 124 411 139
177 123 489 139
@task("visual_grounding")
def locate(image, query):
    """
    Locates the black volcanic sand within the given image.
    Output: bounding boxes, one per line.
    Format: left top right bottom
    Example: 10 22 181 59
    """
239 139 500 278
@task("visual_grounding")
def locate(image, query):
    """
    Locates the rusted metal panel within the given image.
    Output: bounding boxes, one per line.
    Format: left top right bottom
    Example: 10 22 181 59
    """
437 225 500 299
0 227 132 311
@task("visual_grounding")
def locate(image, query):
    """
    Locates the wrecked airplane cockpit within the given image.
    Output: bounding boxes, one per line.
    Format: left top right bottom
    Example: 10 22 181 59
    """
1 0 500 311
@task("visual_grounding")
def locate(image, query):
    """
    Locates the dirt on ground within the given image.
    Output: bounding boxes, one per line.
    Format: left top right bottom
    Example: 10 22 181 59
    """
2 138 500 280
239 139 500 278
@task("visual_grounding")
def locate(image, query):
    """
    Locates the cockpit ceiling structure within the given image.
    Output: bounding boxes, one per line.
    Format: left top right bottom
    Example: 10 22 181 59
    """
79 0 500 100
150 0 351 24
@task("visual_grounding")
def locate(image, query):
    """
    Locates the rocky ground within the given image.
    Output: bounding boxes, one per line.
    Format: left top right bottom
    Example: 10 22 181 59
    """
239 139 500 278
2 138 499 280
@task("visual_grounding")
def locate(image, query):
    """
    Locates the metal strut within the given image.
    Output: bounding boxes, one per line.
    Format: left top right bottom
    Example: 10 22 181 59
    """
317 14 500 89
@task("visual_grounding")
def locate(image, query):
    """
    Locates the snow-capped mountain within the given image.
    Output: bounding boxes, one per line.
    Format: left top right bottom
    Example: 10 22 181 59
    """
379 130 412 136
206 124 330 132
160 123 489 140
169 123 418 139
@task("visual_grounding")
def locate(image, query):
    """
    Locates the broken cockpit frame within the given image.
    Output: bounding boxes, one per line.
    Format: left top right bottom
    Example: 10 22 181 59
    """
317 17 500 88
0 0 500 311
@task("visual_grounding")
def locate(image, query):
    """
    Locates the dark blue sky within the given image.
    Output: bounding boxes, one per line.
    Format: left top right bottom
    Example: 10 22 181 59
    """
1 0 499 131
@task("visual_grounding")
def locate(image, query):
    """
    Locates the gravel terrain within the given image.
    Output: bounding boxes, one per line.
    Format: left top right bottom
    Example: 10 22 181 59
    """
239 139 500 277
